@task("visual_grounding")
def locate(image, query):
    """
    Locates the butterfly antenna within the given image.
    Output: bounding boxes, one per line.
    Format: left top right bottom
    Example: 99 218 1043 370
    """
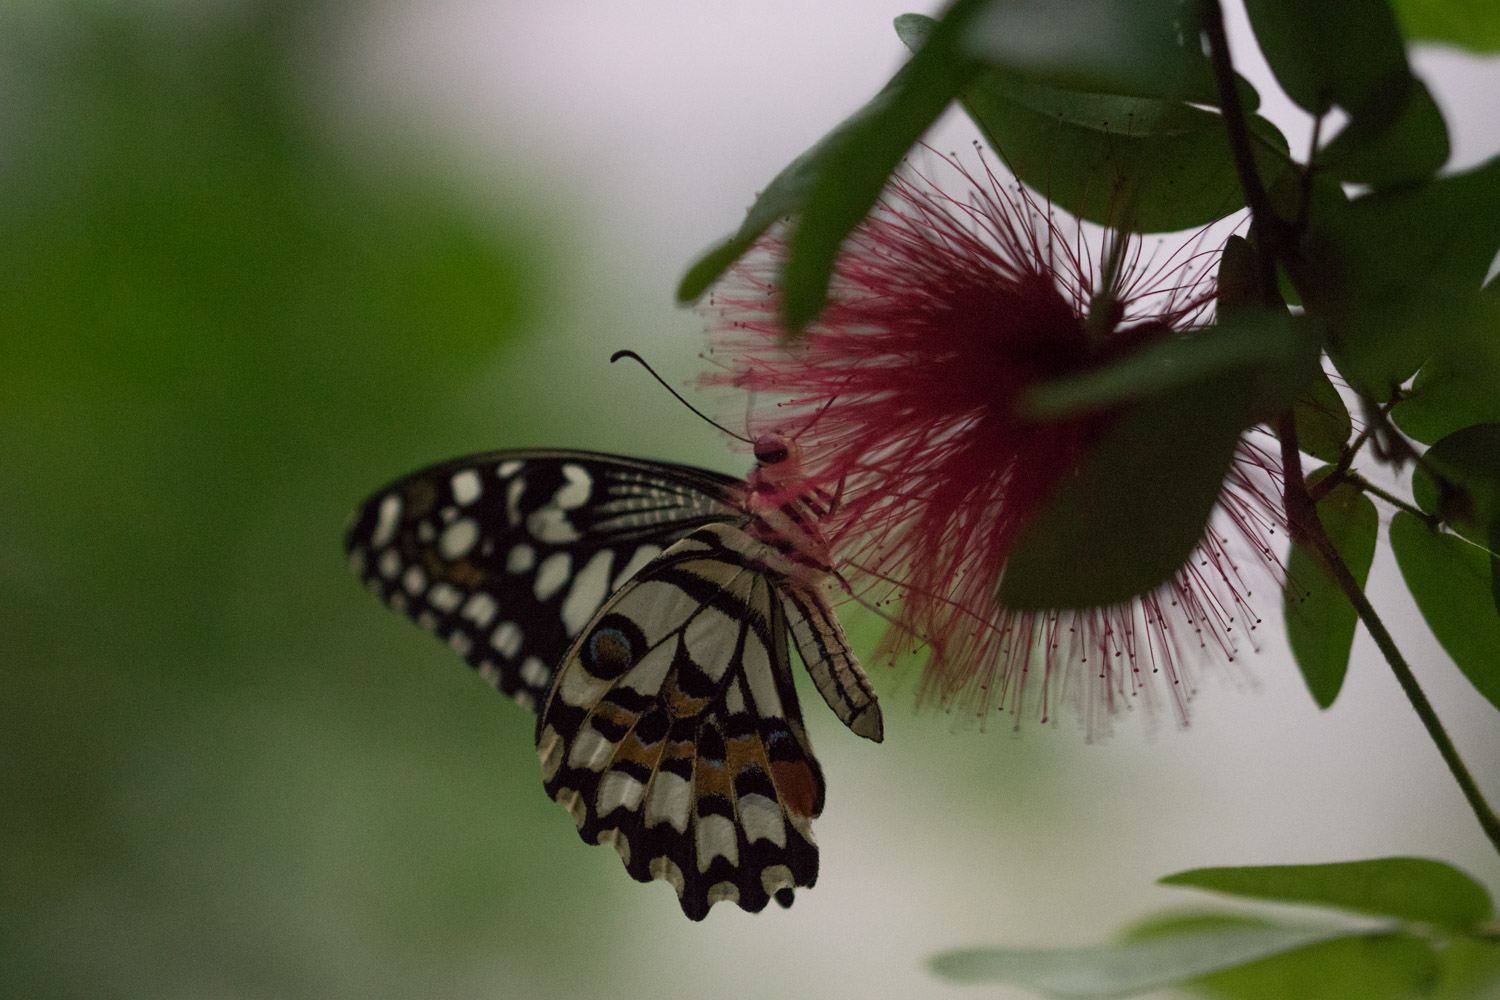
610 350 753 443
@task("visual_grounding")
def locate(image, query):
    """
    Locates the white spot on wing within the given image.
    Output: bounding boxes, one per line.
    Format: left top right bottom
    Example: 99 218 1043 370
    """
448 631 473 657
707 882 740 905
519 656 550 690
439 518 479 560
761 865 795 898
650 856 686 895
527 508 580 544
428 582 462 612
556 464 591 508
506 477 525 526
612 544 661 589
724 678 746 715
561 550 614 637
378 549 401 579
491 620 523 659
738 793 786 847
371 494 402 547
681 605 739 682
597 771 646 815
741 628 783 718
568 726 617 771
403 565 427 596
644 772 691 832
538 726 564 780
497 459 523 478
507 544 536 574
533 552 571 601
450 469 482 506
461 592 498 627
556 664 611 707
696 814 740 871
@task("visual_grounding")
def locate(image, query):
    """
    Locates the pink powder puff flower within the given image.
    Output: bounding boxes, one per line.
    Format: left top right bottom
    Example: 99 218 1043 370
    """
701 152 1286 733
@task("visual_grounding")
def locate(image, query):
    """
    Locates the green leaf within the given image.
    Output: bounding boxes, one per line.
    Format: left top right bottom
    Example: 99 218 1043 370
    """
1300 155 1500 395
1390 283 1500 445
1215 235 1262 316
1430 937 1500 1000
957 0 1223 105
1412 423 1500 543
677 0 986 312
1129 916 1441 1000
898 14 1290 235
1391 511 1500 712
1392 0 1500 51
929 925 1354 995
1292 371 1353 464
1187 933 1439 1000
1245 0 1449 184
1284 471 1378 708
1020 309 1312 422
1162 857 1495 932
999 372 1250 609
779 0 987 331
1320 77 1450 187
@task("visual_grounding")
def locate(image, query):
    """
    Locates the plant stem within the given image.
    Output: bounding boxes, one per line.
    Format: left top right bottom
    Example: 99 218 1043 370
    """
1278 417 1500 856
1341 471 1431 522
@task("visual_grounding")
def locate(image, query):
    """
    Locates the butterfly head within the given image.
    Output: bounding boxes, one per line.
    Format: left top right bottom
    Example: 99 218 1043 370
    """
752 431 794 469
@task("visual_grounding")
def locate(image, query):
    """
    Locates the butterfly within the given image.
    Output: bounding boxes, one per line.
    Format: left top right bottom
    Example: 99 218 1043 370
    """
344 433 883 919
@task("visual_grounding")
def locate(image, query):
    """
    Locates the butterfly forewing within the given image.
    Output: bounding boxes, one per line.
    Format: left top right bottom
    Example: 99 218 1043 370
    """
538 522 826 920
345 450 742 708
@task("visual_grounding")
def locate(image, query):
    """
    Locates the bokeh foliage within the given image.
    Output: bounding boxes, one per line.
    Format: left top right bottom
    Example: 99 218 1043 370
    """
0 3 597 996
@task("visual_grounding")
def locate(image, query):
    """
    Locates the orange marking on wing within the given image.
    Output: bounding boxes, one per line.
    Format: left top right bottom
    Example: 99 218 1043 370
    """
446 560 486 588
770 759 820 819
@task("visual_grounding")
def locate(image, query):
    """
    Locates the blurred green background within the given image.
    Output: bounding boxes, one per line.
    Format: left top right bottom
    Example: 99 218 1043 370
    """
3 3 1497 998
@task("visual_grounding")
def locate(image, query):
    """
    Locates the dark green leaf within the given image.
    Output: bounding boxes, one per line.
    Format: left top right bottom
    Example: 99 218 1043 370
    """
677 0 986 312
1245 0 1449 184
1411 423 1500 544
1320 77 1450 187
958 0 1223 105
1285 471 1378 708
1390 284 1500 445
967 74 1288 235
899 14 1290 235
1392 0 1500 51
1292 371 1353 464
999 372 1249 609
929 925 1353 995
1020 310 1311 421
1215 236 1262 316
780 0 987 331
1162 857 1495 932
1300 155 1500 395
1391 511 1500 712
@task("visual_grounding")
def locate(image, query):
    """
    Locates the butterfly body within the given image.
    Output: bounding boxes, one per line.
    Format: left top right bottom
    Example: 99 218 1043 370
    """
346 439 881 920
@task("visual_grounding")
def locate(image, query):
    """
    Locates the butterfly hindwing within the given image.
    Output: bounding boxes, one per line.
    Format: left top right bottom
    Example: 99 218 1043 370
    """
344 450 742 708
538 522 825 920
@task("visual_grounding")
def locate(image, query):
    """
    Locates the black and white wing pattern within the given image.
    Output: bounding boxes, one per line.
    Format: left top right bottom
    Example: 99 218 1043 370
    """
344 450 743 710
538 521 881 920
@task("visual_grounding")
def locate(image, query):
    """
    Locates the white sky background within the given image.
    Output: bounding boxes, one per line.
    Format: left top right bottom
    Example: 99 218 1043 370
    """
326 4 1500 998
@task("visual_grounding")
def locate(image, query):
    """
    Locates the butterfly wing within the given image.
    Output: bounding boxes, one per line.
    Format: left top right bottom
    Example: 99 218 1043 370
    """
538 522 825 920
344 450 743 709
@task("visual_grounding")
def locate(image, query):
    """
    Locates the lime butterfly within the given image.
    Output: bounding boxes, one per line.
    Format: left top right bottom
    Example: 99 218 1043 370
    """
345 433 882 919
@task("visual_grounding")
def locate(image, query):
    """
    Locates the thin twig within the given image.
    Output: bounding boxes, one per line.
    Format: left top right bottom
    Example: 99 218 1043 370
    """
1278 416 1500 856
